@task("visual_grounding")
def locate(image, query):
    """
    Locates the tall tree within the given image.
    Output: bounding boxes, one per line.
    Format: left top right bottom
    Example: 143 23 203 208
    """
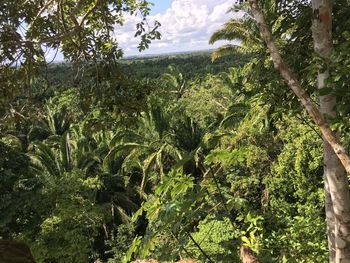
245 0 350 261
212 0 350 261
311 0 350 261
0 0 160 106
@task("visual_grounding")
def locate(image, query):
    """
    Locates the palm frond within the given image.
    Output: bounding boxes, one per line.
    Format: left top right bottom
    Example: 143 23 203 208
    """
30 142 61 177
103 143 148 171
141 152 158 191
211 45 241 62
209 19 251 44
60 132 72 172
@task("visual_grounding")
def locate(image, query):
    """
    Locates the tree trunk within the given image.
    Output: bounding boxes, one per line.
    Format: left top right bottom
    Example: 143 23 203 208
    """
247 0 350 175
311 0 337 260
325 175 336 261
240 245 260 263
247 0 350 261
311 0 350 261
0 240 36 263
324 138 350 262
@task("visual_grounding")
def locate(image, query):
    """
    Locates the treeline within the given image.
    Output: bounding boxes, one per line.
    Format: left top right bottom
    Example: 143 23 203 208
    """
42 51 248 88
119 51 248 79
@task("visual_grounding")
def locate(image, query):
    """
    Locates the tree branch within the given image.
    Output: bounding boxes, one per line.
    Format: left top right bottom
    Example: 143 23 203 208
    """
188 232 215 263
27 0 56 32
79 0 102 27
248 0 350 174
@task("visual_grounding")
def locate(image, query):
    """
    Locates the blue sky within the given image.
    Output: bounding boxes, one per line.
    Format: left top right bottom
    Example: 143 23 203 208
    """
46 0 235 60
149 0 173 15
118 0 235 56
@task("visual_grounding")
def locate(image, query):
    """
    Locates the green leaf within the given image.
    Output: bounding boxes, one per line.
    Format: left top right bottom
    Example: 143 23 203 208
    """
318 87 333 96
241 236 251 247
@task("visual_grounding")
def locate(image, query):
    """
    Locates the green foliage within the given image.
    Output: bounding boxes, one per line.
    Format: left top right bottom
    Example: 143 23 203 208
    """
3 0 350 262
0 141 38 239
0 53 331 263
32 170 104 263
0 0 159 65
120 51 247 80
106 223 135 262
186 215 240 262
125 170 204 262
177 74 234 128
3 13 349 260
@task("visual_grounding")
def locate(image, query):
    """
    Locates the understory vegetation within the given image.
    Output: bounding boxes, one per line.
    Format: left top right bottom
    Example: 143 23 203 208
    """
0 51 330 262
2 0 350 262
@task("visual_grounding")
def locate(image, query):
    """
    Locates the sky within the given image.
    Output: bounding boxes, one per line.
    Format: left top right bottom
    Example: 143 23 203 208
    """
149 0 173 15
46 0 236 60
119 0 235 56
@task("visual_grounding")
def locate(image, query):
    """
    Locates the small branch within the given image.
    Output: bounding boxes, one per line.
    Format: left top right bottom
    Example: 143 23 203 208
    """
170 231 196 260
294 114 323 140
27 0 55 32
188 232 215 263
209 166 230 215
79 0 101 27
39 29 78 44
72 0 89 16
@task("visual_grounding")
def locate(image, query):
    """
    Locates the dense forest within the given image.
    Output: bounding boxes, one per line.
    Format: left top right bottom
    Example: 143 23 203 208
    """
2 0 350 262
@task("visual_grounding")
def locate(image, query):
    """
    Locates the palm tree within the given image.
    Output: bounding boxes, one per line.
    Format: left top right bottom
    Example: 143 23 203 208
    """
161 65 187 98
30 118 140 216
209 5 263 61
105 105 181 192
108 103 205 193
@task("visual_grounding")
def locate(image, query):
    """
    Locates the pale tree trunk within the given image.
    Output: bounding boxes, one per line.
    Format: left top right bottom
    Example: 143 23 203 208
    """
311 1 350 261
311 0 337 260
247 0 350 174
325 175 336 261
247 0 350 261
240 245 260 263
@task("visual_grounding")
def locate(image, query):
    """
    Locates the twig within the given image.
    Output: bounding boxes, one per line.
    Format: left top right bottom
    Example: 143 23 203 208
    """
294 114 323 140
188 232 215 263
27 0 55 32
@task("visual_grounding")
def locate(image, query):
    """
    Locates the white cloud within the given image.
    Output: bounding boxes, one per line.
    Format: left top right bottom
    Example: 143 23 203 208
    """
45 1 238 61
117 0 237 56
